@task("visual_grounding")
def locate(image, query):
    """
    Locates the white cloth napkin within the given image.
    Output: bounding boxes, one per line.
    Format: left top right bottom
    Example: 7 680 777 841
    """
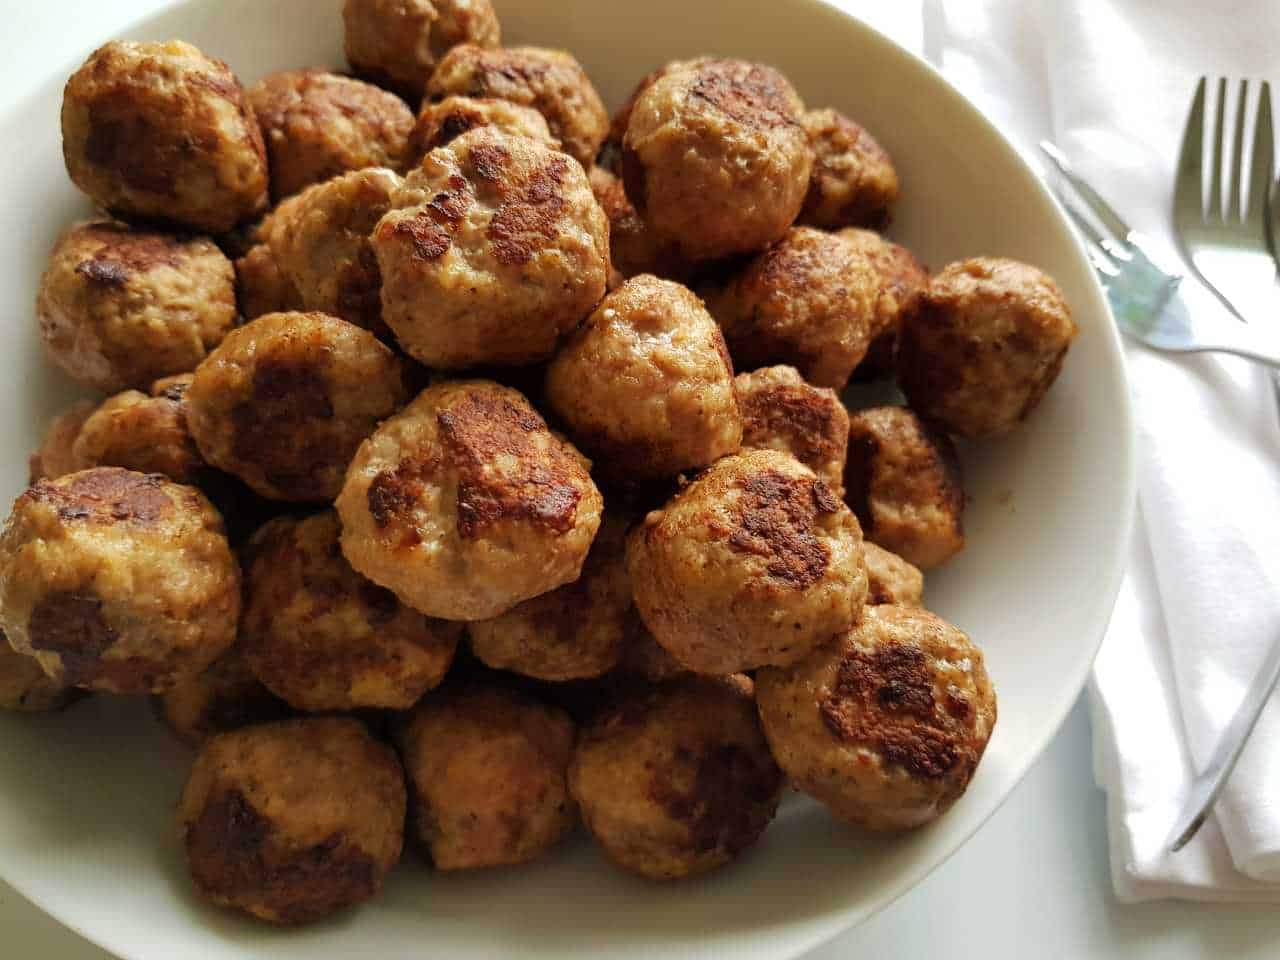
847 0 1280 901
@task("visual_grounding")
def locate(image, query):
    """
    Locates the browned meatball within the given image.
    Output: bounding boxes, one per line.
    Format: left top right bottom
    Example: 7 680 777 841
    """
569 675 782 880
426 45 607 168
467 514 631 681
36 220 237 393
587 166 690 284
844 406 964 570
234 243 304 320
186 312 409 502
397 684 575 869
622 59 812 262
704 226 878 390
344 0 501 103
602 59 711 164
898 257 1078 439
756 605 996 831
242 511 459 711
72 388 203 483
61 41 267 232
863 542 924 606
0 635 80 712
799 110 899 230
841 227 928 380
618 622 688 683
544 275 742 488
735 365 849 495
407 95 556 168
247 69 413 201
28 399 96 482
155 647 290 745
0 468 240 693
628 449 867 675
372 128 609 368
179 717 405 924
336 380 603 620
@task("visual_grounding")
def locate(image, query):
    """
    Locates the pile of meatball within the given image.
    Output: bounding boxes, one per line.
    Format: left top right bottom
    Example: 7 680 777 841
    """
0 0 1077 928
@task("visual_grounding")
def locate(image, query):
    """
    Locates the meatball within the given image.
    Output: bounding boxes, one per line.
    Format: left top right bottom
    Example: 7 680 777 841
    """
897 257 1077 439
863 542 924 607
179 717 405 924
242 511 459 711
72 389 203 483
336 380 603 620
544 275 741 488
61 41 267 232
246 69 413 201
36 220 237 393
735 365 849 495
841 227 928 379
587 166 689 284
372 128 609 368
627 449 867 675
407 95 556 168
618 622 688 683
156 648 289 745
397 684 575 869
264 168 401 335
28 399 95 482
756 604 996 831
622 59 812 262
426 45 607 168
844 406 964 570
343 0 501 103
703 226 878 390
0 468 240 693
799 110 899 230
0 635 79 712
235 243 304 320
467 514 631 681
186 311 409 502
569 675 782 880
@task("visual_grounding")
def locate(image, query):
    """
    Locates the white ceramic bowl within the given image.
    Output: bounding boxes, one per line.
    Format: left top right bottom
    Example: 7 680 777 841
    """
0 1 1134 957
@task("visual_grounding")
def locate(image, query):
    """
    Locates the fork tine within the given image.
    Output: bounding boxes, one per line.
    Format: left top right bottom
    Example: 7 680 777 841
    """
1209 77 1227 218
1176 78 1208 221
1228 79 1249 220
1247 81 1274 226
1038 140 1134 245
1060 202 1120 277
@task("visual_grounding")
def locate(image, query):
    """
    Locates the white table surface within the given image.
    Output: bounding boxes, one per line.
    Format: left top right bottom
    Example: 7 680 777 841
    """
5 2 1280 957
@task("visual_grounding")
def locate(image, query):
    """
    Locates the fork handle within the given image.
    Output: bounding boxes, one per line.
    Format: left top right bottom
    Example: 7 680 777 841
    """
1161 323 1280 369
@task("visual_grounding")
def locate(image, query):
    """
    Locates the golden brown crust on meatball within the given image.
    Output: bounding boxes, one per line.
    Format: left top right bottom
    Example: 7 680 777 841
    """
622 59 812 263
799 110 899 230
61 41 267 233
72 389 203 483
0 468 240 693
373 128 609 368
756 605 996 831
426 45 607 167
587 167 690 284
397 684 575 870
627 449 867 675
235 243 304 320
155 647 290 745
863 542 924 607
242 511 459 711
150 371 195 399
186 312 409 502
0 634 80 712
407 95 556 168
569 675 782 880
844 406 964 570
247 69 413 202
545 275 741 488
898 257 1077 439
344 0 501 103
735 365 849 495
467 514 631 681
704 226 878 390
179 717 405 924
28 399 96 483
36 219 237 393
337 379 603 620
840 227 928 380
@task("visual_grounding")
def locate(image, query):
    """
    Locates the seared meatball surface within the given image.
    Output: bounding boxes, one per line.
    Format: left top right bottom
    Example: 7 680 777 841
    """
37 219 236 393
235 243 304 320
186 312 408 502
0 635 80 712
179 717 405 924
28 400 96 483
569 675 782 880
407 95 556 168
840 227 928 379
799 110 898 230
336 379 603 620
374 128 607 368
156 647 290 745
863 542 925 607
735 365 848 495
545 275 741 489
756 605 996 831
844 405 964 570
72 388 203 484
0 468 240 693
898 257 1077 439
397 683 575 869
587 166 690 285
247 69 413 201
622 59 811 262
242 511 459 711
627 449 867 675
61 41 267 232
426 45 607 167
